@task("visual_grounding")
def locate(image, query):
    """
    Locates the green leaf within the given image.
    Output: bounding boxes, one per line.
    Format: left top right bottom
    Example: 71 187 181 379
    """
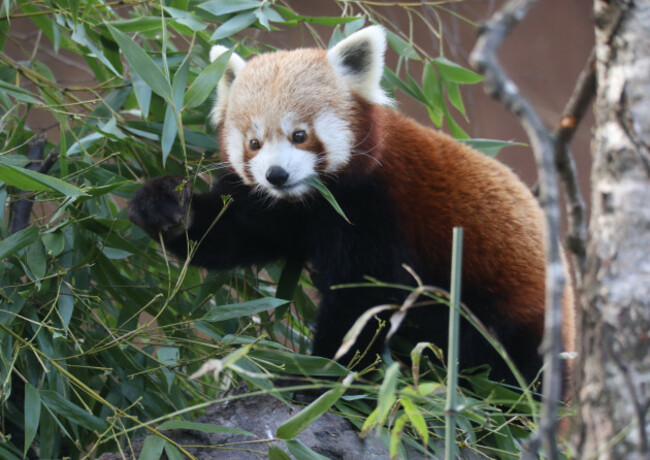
400 396 428 446
0 445 21 460
202 297 289 322
445 81 466 117
40 390 108 432
376 363 400 424
268 446 292 460
137 435 166 460
197 0 261 16
305 176 351 224
24 383 41 458
422 62 442 108
251 350 347 377
276 379 350 439
444 109 469 140
26 239 47 280
42 231 65 257
109 17 168 33
386 31 419 61
162 105 177 165
0 21 7 52
163 442 184 460
165 7 207 32
162 57 188 164
210 11 258 41
157 346 179 391
107 24 173 101
0 162 86 197
383 67 421 102
157 420 255 437
301 16 362 26
433 57 483 84
286 439 330 460
274 7 360 26
344 17 366 36
131 71 152 119
0 226 39 260
459 139 526 158
184 48 232 109
0 80 41 104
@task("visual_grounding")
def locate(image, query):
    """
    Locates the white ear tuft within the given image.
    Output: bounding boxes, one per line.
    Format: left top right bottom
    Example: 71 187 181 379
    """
209 46 247 126
326 25 391 106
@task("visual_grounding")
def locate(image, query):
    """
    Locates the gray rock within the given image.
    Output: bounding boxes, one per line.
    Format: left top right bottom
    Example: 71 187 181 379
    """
98 384 478 459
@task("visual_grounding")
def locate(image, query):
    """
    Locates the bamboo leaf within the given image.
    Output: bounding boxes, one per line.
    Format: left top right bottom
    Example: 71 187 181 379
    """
445 81 466 117
0 162 85 197
400 396 429 446
433 57 483 84
376 363 400 425
305 176 351 224
107 24 173 101
389 414 408 460
459 139 526 158
386 30 419 60
276 380 349 439
210 11 257 41
26 238 46 279
157 420 255 436
24 383 41 458
0 226 39 260
40 390 108 432
202 297 289 322
184 48 232 109
137 436 166 460
163 442 184 460
268 446 292 460
197 0 261 16
286 439 331 460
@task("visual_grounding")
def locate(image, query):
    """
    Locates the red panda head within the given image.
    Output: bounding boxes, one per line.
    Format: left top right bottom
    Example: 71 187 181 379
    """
209 26 390 200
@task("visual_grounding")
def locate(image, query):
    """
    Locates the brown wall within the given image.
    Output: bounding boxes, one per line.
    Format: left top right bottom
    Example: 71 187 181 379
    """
6 0 594 200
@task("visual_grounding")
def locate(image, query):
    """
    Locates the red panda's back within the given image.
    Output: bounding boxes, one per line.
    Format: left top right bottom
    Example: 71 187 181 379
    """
378 108 574 350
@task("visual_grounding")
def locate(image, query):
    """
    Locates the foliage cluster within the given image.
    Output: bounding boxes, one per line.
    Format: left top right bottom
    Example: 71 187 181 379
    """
0 0 538 458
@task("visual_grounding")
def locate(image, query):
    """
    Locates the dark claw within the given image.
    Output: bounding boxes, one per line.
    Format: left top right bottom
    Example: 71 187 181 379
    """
128 176 192 239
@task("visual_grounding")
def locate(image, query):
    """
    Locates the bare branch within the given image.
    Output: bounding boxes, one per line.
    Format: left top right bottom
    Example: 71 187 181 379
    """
553 51 596 287
469 1 566 458
9 134 59 234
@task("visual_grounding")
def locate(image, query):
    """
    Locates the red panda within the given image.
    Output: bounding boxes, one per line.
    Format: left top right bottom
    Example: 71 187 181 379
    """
128 26 575 385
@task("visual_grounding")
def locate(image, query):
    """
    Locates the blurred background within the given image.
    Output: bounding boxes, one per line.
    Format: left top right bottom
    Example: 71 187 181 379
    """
5 0 594 198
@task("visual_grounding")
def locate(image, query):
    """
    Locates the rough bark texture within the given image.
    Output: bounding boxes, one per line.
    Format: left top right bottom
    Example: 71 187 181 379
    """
577 1 650 458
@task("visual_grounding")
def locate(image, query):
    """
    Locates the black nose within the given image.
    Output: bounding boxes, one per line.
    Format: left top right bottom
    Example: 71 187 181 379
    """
266 166 289 186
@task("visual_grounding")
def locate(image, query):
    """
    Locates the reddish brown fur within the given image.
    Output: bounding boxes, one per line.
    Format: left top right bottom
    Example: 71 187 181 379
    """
346 104 575 353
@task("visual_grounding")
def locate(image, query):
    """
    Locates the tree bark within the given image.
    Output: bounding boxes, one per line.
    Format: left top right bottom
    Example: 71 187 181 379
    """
577 1 650 458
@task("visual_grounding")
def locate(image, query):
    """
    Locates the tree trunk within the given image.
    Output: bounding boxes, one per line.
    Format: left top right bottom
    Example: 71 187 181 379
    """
577 1 650 458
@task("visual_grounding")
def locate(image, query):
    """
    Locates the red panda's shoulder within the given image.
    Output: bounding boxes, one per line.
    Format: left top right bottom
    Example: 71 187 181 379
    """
374 108 548 327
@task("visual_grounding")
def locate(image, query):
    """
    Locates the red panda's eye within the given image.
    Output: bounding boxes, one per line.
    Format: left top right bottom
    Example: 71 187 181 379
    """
291 130 307 144
249 139 261 151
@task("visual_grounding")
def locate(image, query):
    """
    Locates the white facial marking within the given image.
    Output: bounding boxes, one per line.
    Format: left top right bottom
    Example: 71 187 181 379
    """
314 111 353 171
249 139 316 199
280 113 296 137
251 118 265 140
225 128 249 184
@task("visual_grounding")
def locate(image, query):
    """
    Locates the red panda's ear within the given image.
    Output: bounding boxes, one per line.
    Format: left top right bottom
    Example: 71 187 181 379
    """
326 26 392 106
209 46 247 127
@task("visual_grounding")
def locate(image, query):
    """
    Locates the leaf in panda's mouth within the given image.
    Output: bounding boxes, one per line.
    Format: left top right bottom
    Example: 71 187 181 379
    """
305 176 352 225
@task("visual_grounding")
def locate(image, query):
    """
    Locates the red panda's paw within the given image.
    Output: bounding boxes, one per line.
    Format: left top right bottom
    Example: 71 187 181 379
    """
128 176 192 240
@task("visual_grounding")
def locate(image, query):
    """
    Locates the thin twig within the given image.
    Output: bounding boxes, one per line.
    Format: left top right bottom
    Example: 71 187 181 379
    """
9 134 59 234
553 50 596 288
469 1 565 458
